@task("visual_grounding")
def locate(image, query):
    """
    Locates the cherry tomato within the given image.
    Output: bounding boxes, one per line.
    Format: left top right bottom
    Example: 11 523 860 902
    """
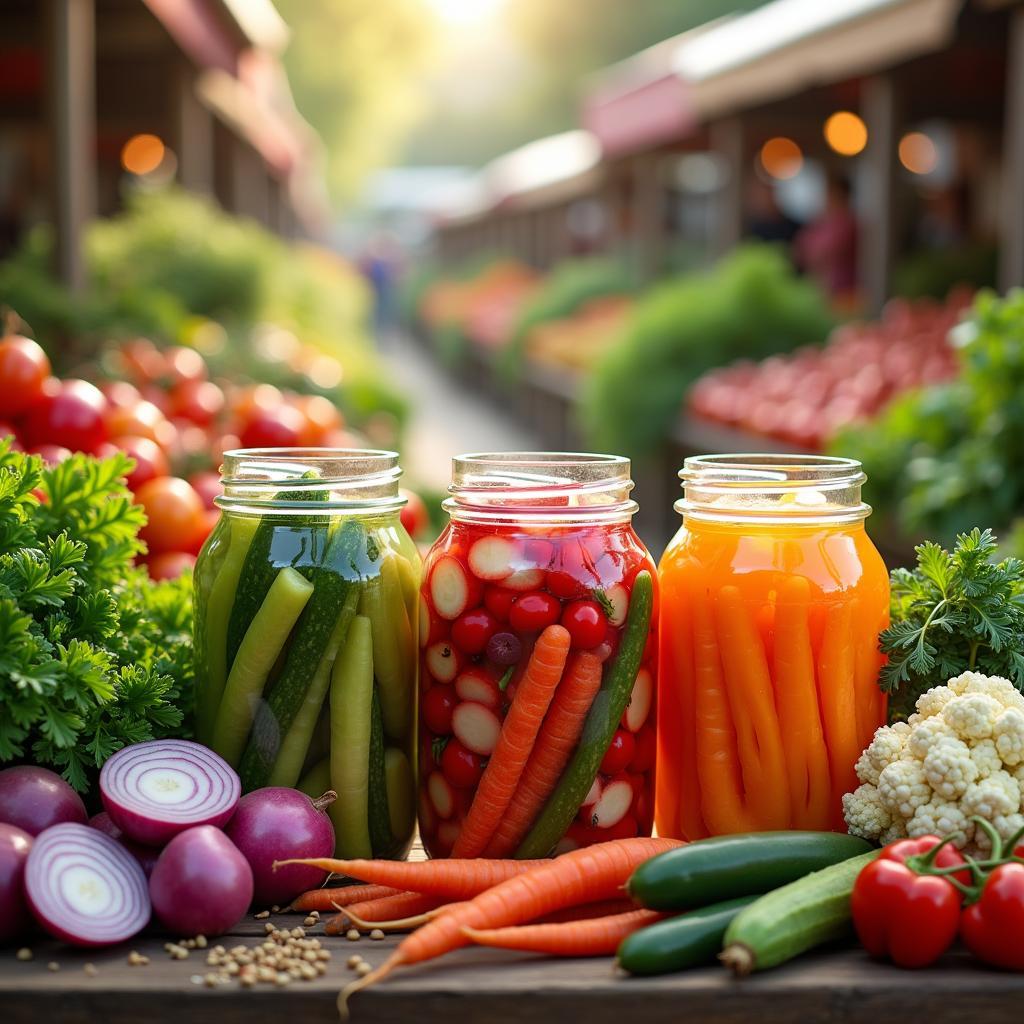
400 488 429 539
483 586 516 621
509 591 561 632
21 379 109 453
101 435 169 491
560 599 607 649
422 686 456 735
294 394 342 445
450 608 500 655
546 540 594 600
146 551 196 580
186 508 220 555
169 379 225 427
163 345 207 385
189 470 222 510
120 338 166 384
603 814 639 841
599 729 636 774
105 400 167 444
440 739 484 789
0 422 21 448
28 444 72 465
629 722 657 773
135 477 205 556
239 405 305 449
0 335 51 417
100 380 143 409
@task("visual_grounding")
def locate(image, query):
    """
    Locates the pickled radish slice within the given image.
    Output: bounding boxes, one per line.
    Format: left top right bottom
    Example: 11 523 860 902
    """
428 771 455 819
452 701 501 756
425 641 460 684
502 567 546 591
419 594 431 647
590 779 634 828
100 739 240 846
623 668 653 733
468 536 516 580
430 556 475 619
604 583 629 627
25 823 149 947
581 776 603 811
455 669 501 710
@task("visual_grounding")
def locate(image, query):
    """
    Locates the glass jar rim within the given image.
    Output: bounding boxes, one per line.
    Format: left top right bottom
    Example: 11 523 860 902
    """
677 452 871 524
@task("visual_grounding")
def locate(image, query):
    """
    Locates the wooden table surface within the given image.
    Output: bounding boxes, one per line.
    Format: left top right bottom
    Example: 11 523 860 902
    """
3 909 1024 1024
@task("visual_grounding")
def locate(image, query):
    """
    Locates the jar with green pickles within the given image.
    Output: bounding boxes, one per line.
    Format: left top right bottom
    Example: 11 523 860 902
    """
193 448 419 860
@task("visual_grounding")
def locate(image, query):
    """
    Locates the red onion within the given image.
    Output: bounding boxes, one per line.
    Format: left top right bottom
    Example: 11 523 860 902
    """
0 823 32 942
99 739 240 846
24 823 150 947
0 765 87 835
149 826 253 937
88 812 161 877
225 788 336 905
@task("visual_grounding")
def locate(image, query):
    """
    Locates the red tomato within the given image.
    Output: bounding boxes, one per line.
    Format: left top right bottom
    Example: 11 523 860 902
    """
422 686 456 735
163 345 207 385
28 444 72 465
508 591 561 632
602 814 639 841
103 436 169 491
560 599 607 649
21 379 109 453
0 335 51 417
169 379 224 427
120 338 166 384
146 551 196 580
629 722 656 773
294 394 342 445
399 488 429 539
440 739 484 789
483 586 516 621
230 383 282 421
0 422 21 448
599 729 636 774
546 540 596 599
189 471 222 511
186 508 220 555
100 380 143 409
135 477 205 556
105 400 166 444
239 405 305 449
450 609 499 655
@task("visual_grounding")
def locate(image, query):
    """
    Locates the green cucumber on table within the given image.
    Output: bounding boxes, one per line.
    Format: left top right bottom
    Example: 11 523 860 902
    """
515 570 654 859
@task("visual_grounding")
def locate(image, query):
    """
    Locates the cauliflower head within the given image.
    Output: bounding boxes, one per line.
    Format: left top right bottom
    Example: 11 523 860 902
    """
844 672 1024 854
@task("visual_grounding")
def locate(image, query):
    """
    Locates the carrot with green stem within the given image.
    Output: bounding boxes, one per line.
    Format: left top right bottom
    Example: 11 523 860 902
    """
290 884 401 913
338 836 681 1015
462 908 667 957
452 624 571 857
484 651 602 857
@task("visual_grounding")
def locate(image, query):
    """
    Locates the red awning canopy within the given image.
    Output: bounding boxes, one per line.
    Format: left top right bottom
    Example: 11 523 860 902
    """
141 0 239 75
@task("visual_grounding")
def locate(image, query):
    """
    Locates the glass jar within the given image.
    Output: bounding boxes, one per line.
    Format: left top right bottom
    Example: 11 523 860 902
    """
418 452 658 859
657 454 889 840
193 448 419 860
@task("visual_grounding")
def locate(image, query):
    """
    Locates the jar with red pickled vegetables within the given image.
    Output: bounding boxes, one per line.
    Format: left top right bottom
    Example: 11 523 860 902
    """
657 454 889 840
418 453 658 858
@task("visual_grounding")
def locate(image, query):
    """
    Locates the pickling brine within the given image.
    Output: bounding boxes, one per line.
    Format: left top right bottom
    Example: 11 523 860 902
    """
656 455 889 840
193 449 419 860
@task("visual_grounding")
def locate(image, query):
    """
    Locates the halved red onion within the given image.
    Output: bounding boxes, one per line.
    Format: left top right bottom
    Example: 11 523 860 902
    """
100 739 241 846
24 823 150 947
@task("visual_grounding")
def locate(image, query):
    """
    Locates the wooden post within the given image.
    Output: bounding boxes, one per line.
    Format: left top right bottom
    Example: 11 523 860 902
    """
710 117 744 258
860 74 901 314
174 62 215 194
1000 6 1024 290
46 0 95 291
631 153 666 282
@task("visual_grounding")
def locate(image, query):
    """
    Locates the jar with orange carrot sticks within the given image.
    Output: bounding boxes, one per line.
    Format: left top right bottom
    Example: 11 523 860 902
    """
656 454 889 840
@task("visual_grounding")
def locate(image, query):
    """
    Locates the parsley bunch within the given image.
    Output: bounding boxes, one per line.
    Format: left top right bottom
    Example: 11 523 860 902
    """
880 527 1024 720
0 440 193 793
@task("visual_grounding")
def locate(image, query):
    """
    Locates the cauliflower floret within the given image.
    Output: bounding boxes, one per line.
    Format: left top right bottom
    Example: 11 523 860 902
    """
994 707 1024 766
914 684 960 720
961 770 1021 820
944 693 1001 741
843 784 894 843
970 738 1003 778
855 723 910 785
974 813 1024 854
908 716 953 760
907 800 974 849
877 759 932 818
922 735 979 799
947 671 1024 712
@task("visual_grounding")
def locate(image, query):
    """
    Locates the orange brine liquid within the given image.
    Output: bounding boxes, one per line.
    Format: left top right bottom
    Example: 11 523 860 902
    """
656 516 889 839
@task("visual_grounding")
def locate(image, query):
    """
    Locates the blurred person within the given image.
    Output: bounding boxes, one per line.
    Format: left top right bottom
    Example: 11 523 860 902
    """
359 232 399 342
745 176 799 246
794 175 858 298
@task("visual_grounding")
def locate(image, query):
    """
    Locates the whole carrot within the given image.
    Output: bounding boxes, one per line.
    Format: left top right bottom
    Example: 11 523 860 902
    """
325 891 443 935
290 884 402 912
339 837 681 1014
484 651 603 857
462 908 666 956
453 624 571 857
274 856 549 898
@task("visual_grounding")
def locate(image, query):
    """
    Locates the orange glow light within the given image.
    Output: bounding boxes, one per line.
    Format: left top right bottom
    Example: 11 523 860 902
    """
759 137 803 180
823 111 868 157
898 131 938 175
121 134 165 176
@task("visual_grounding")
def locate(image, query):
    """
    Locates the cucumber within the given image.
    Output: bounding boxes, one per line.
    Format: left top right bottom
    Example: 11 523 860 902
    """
721 849 880 974
210 567 315 767
617 896 757 976
628 832 874 910
267 587 360 787
367 686 393 856
297 757 331 800
384 747 414 843
515 570 654 859
329 615 374 859
238 518 366 790
392 549 420 622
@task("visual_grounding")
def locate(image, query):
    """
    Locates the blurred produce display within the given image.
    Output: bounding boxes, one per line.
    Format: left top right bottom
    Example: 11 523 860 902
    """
525 295 635 373
688 292 970 450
